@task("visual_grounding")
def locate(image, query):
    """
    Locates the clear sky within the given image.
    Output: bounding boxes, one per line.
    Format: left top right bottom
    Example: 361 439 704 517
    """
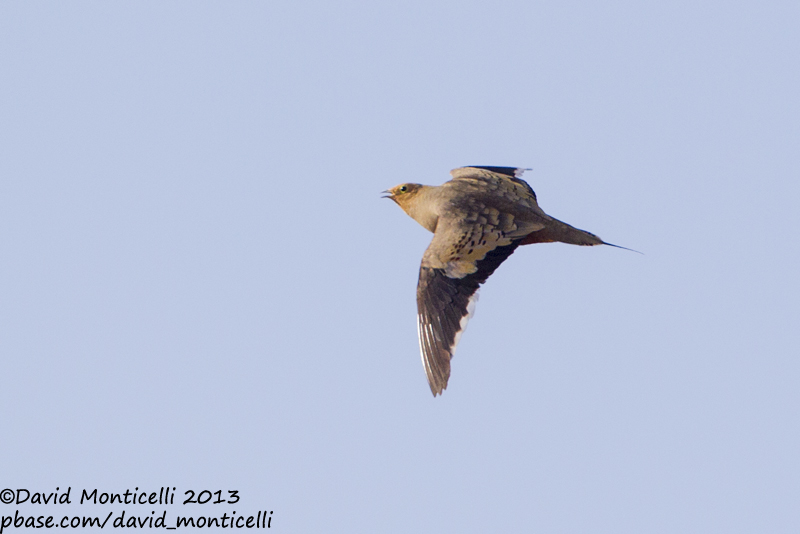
1 1 799 532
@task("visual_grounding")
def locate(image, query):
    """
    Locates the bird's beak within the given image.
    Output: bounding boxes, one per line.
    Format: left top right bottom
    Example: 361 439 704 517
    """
381 190 394 199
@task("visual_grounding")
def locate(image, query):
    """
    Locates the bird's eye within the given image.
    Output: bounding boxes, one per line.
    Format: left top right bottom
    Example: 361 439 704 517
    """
399 185 408 193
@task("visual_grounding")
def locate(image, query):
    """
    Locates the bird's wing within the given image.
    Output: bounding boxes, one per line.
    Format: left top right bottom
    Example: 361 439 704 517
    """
416 202 542 395
449 166 543 210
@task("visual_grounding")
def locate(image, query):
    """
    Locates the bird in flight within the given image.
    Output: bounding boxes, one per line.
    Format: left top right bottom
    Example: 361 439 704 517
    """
385 166 627 396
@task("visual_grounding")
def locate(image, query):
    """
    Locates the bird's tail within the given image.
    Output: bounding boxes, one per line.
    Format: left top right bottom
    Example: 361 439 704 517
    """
519 218 604 247
520 218 640 253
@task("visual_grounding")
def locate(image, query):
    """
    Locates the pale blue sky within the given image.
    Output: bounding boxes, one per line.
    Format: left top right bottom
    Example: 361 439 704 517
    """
2 1 799 532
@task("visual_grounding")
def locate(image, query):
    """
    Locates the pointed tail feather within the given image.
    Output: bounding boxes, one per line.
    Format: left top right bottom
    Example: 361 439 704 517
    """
520 219 640 253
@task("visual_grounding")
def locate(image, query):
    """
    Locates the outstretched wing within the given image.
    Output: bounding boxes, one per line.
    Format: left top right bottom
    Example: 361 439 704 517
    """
415 202 538 395
417 240 521 396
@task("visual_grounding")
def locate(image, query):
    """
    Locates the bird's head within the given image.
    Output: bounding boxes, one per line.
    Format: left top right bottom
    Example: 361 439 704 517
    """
382 183 423 208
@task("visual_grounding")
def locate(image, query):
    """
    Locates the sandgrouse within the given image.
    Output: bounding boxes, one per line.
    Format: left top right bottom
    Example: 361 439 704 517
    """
385 166 620 396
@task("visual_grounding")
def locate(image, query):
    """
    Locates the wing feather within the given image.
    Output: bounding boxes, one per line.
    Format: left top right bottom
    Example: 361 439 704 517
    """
416 239 521 395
